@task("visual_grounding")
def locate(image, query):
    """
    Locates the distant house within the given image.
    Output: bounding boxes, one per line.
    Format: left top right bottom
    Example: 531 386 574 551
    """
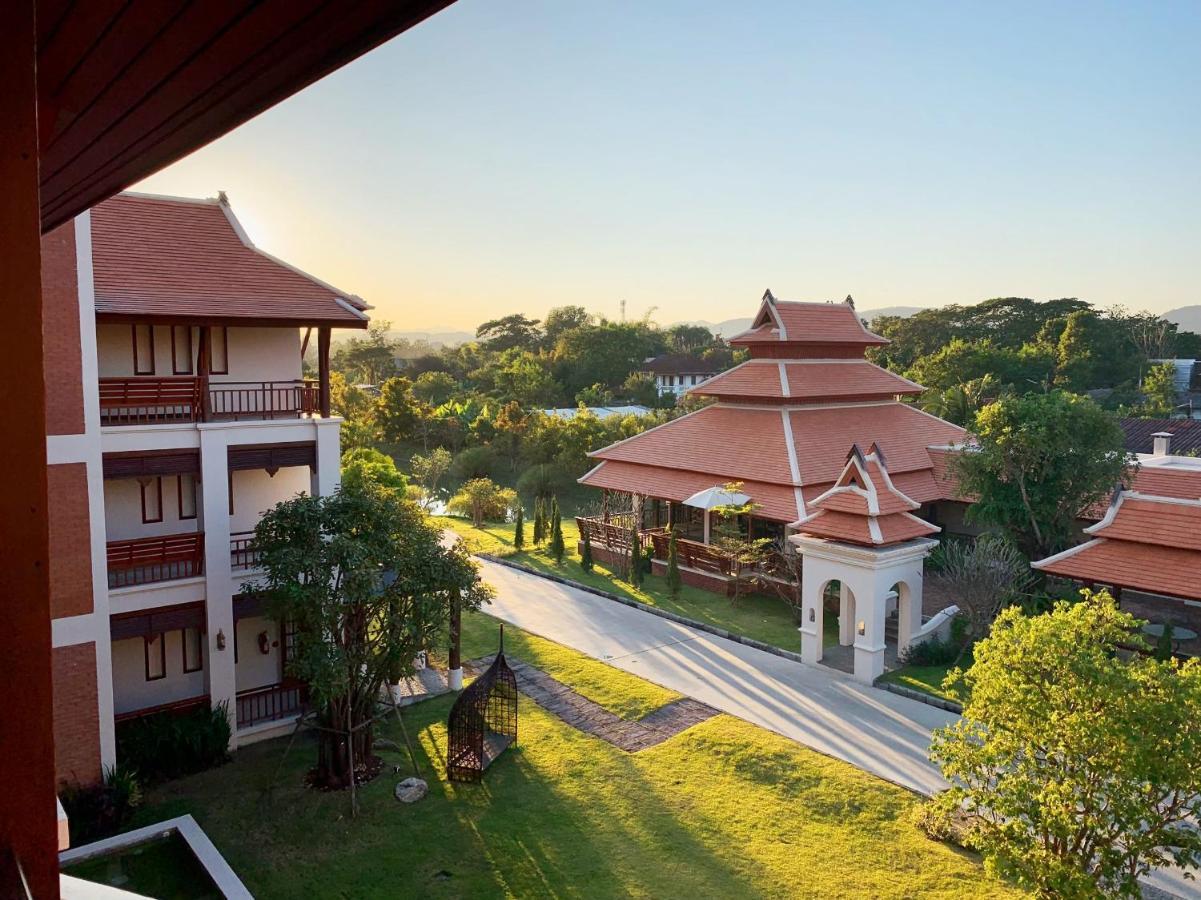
541 405 651 421
1120 418 1201 456
641 354 719 397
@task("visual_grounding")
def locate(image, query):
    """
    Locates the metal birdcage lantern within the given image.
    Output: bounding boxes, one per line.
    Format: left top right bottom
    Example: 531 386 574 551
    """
446 625 518 782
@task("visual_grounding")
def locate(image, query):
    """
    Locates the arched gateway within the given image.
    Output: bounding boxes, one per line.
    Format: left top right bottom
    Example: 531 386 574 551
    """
793 444 942 684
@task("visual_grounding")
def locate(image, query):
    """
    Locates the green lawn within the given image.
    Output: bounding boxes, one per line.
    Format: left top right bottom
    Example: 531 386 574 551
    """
879 652 971 705
435 516 840 654
93 616 1020 899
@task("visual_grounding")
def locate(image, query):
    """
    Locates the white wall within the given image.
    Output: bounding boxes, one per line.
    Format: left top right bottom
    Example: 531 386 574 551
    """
229 466 311 534
104 475 201 541
111 630 208 715
234 615 281 692
96 324 301 383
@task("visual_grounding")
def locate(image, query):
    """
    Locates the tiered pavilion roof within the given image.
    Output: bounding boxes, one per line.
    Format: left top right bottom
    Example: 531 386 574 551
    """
580 292 968 524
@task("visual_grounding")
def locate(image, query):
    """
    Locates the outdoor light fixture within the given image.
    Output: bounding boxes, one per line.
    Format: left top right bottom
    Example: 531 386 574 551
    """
857 620 866 636
216 629 227 651
808 608 815 622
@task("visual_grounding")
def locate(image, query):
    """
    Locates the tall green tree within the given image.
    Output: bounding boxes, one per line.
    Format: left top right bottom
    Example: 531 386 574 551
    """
253 485 490 789
929 593 1201 899
331 321 397 385
476 313 543 352
579 528 594 573
549 496 565 563
533 497 546 544
955 392 1131 559
513 503 525 551
340 448 407 496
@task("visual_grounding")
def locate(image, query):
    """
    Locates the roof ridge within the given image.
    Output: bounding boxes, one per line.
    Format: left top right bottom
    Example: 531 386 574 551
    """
118 190 221 205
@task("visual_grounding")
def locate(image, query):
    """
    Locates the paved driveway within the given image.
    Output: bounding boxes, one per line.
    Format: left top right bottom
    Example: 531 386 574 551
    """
475 558 955 795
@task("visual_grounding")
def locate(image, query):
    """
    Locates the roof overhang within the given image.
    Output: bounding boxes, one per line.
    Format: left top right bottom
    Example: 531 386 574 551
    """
95 312 369 329
37 0 455 232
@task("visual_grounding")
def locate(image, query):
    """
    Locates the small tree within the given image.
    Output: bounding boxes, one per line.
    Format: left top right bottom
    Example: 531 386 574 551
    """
447 478 517 527
341 448 407 496
1156 622 1175 661
409 447 452 510
580 528 594 573
929 592 1201 899
254 485 491 790
513 503 525 551
710 486 771 605
933 535 1033 650
549 496 565 563
628 526 644 587
666 528 682 599
533 497 546 544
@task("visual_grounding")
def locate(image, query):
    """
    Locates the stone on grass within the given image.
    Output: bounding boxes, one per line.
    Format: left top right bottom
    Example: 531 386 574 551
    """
394 777 428 803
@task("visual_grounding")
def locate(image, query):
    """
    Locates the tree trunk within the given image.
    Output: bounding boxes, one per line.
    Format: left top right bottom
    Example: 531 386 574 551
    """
314 701 377 790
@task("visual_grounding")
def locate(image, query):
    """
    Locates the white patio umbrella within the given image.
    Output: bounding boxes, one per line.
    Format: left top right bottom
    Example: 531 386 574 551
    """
682 485 750 544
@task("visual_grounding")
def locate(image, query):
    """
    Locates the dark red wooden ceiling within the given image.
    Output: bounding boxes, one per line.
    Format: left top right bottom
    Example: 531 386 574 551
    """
36 0 454 232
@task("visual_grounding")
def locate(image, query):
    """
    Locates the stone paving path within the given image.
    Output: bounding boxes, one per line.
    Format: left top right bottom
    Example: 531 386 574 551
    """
468 655 718 752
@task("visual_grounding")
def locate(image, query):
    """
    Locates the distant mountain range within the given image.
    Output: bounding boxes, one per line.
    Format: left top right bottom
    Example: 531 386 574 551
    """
677 306 924 338
1166 307 1201 334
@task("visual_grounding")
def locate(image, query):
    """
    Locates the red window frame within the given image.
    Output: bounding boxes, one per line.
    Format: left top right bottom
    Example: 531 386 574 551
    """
177 473 197 520
171 325 193 375
145 633 166 681
182 626 204 674
140 476 163 524
132 324 155 375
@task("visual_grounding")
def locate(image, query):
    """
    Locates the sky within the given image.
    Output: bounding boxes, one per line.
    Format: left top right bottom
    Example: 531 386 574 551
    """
134 0 1201 332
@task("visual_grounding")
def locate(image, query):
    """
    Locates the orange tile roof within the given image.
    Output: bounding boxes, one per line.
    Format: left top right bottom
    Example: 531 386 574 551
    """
1034 492 1201 599
579 460 802 522
730 298 888 347
798 445 939 546
91 193 369 326
692 359 922 402
1128 464 1201 502
1033 540 1201 600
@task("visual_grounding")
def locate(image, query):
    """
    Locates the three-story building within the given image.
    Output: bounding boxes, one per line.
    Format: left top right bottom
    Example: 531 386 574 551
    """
46 191 368 786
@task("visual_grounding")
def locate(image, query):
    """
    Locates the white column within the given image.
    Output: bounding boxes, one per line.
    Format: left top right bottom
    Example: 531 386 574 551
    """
311 417 342 497
798 560 825 664
838 582 855 647
198 428 237 746
852 574 889 685
897 577 924 655
702 510 711 544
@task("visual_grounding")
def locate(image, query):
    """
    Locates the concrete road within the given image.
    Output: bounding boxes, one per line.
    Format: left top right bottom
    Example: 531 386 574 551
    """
474 557 955 795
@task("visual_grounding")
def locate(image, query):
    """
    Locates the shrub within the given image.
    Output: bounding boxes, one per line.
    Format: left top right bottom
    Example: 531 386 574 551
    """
533 497 546 544
59 764 143 844
115 702 230 783
666 529 682 598
629 531 644 587
549 496 565 563
1156 622 1175 661
450 445 496 481
899 637 960 668
513 503 525 551
447 478 517 527
580 528 594 572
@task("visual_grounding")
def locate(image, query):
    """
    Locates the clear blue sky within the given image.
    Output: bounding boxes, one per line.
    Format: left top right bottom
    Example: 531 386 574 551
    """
135 0 1201 330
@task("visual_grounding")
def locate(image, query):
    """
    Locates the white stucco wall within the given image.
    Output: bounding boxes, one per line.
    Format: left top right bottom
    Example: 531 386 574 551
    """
229 466 311 534
104 475 202 541
111 630 208 715
234 615 282 692
96 324 301 382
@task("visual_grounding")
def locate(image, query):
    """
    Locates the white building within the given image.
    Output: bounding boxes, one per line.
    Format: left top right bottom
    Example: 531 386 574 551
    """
46 191 368 785
640 354 719 397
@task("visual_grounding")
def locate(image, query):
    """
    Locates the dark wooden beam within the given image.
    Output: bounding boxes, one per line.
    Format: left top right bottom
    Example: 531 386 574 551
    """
317 326 331 418
0 3 58 896
196 325 212 422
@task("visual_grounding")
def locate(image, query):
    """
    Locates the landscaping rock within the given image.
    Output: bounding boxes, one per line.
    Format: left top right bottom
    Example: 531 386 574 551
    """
394 777 428 803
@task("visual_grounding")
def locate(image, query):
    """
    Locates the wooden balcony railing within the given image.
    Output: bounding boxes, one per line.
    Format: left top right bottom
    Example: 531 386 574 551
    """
99 376 319 426
114 693 210 724
209 380 320 420
575 513 641 551
107 532 204 588
647 531 736 576
236 681 306 729
230 530 261 571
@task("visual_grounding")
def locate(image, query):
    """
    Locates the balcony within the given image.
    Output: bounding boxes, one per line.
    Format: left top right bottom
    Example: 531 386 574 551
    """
99 377 320 426
236 681 306 729
107 532 204 588
230 531 261 571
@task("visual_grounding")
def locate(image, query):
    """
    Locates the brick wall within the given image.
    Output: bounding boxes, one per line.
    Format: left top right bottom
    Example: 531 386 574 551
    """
48 462 93 619
41 222 85 435
52 643 101 786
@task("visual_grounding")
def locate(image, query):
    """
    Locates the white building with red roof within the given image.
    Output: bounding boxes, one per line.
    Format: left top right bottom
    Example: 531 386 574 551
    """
43 191 368 786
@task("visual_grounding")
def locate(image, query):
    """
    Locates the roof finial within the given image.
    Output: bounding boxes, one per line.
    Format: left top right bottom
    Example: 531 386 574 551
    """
216 190 229 206
845 294 855 309
763 288 776 305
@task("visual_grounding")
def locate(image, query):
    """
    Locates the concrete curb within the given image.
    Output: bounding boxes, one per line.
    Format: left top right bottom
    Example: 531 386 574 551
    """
475 553 808 666
875 679 963 714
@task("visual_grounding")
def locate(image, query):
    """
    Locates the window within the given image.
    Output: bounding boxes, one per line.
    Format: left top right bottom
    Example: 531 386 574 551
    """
210 326 229 374
140 477 163 523
177 474 197 520
145 633 166 680
281 618 298 670
132 324 155 374
171 326 193 374
182 627 204 673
